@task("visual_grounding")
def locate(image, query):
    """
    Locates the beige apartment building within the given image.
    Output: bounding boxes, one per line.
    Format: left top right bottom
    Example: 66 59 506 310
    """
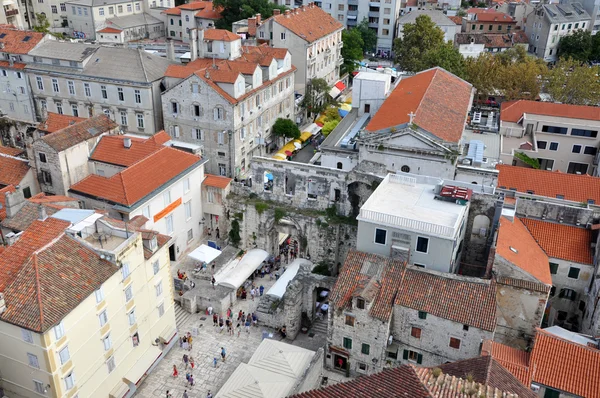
500 100 600 175
0 208 177 398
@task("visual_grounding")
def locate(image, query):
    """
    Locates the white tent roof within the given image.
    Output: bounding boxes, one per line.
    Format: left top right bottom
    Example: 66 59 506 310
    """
187 244 222 263
249 339 315 379
266 258 312 300
217 249 269 290
215 363 295 398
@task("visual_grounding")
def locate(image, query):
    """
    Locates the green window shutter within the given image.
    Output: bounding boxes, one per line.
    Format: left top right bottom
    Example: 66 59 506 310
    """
403 350 409 360
417 353 423 364
549 263 559 274
362 344 370 355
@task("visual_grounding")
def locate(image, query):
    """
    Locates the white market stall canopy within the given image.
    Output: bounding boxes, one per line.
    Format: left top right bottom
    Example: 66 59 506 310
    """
215 363 295 398
266 259 312 300
217 249 269 290
187 244 222 264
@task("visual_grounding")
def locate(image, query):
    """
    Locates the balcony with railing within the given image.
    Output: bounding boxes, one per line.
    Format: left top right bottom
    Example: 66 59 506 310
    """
5 8 19 16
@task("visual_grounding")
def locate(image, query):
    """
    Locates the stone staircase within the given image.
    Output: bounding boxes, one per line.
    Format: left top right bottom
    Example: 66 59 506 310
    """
310 317 328 337
175 303 193 328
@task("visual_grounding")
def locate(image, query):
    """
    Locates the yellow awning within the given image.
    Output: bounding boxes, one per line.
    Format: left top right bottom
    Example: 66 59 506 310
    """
109 381 130 398
299 132 312 142
123 346 162 385
281 143 297 153
273 153 287 160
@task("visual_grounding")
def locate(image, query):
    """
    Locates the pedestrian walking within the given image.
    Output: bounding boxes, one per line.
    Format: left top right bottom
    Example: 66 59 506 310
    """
182 390 189 398
183 354 189 369
250 288 255 301
252 313 258 326
236 323 241 337
221 347 227 362
238 310 243 321
259 285 264 296
213 357 218 368
185 372 191 383
189 356 195 370
245 318 251 333
188 374 195 387
216 227 220 239
219 317 224 333
213 313 218 327
166 390 173 398
188 335 193 350
182 336 189 351
227 307 232 319
172 365 178 378
207 391 213 398
211 276 216 289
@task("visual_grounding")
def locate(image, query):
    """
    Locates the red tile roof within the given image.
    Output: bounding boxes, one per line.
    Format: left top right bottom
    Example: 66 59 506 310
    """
90 131 171 167
448 15 464 25
178 1 211 10
0 60 26 70
467 7 497 14
485 328 600 397
366 67 473 143
0 145 24 157
497 164 600 203
28 193 78 204
203 174 232 189
0 28 45 54
475 12 514 22
496 216 551 285
269 4 344 43
163 6 181 15
1 233 118 332
501 100 600 123
1 201 69 232
97 27 122 33
330 250 405 322
70 147 203 207
291 364 521 398
496 276 551 293
436 356 537 398
40 115 118 152
195 6 222 19
36 112 86 134
203 29 240 42
0 185 15 220
395 267 497 331
0 217 71 291
0 154 31 187
164 58 215 78
520 218 593 265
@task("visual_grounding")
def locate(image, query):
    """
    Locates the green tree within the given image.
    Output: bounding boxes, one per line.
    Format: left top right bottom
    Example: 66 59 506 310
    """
322 119 340 136
559 29 593 63
464 53 500 99
422 41 466 78
591 33 600 62
341 29 363 75
393 15 445 72
32 13 63 38
272 117 300 139
324 106 341 122
546 57 600 105
213 0 285 30
301 78 333 119
228 219 241 246
356 18 377 53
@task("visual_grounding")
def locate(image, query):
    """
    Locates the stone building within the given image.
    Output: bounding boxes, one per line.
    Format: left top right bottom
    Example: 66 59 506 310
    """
96 13 164 43
162 1 222 41
391 267 497 367
26 41 172 134
255 5 344 97
201 174 232 236
161 31 295 177
463 11 516 33
327 250 405 376
30 115 119 196
0 153 39 199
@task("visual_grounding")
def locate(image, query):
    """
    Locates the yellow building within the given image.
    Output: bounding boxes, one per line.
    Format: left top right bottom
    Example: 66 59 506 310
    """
0 209 178 398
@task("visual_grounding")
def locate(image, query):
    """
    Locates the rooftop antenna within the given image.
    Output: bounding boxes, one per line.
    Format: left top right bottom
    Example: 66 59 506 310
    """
408 112 415 124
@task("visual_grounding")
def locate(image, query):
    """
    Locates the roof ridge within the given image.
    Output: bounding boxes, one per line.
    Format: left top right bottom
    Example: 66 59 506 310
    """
138 48 149 82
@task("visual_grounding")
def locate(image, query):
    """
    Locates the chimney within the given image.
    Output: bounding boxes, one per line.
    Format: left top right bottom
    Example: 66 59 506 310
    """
123 137 132 148
248 17 257 37
166 38 175 61
189 28 198 62
5 187 26 219
256 13 261 25
0 293 6 315
284 9 291 17
198 28 205 58
273 9 280 15
38 204 47 221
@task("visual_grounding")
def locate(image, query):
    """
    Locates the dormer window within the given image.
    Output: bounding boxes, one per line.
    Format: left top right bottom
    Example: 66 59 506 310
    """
356 298 365 309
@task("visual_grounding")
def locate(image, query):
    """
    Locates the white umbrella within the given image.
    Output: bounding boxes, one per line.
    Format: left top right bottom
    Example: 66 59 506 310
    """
293 142 302 149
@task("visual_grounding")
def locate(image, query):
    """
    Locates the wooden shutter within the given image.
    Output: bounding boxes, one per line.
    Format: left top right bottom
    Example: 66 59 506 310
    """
403 350 409 360
417 353 423 364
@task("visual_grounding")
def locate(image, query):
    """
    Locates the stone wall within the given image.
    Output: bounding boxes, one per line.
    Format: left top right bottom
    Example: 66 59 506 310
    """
289 347 324 395
515 198 596 226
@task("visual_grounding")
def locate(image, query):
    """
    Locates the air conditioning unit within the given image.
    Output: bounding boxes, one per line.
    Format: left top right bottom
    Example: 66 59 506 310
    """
530 384 540 392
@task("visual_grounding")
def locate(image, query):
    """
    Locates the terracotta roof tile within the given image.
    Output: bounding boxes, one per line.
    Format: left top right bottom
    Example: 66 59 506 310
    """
70 147 203 207
203 29 240 42
97 27 122 33
395 268 497 331
90 131 170 167
481 340 531 385
164 57 215 78
178 1 211 10
0 28 45 54
366 67 473 143
0 217 70 291
467 7 497 14
436 356 537 398
521 218 593 264
242 45 288 61
475 12 514 22
40 115 118 152
36 112 86 134
28 193 78 204
0 185 15 220
501 100 600 123
0 145 24 157
163 6 181 15
0 233 118 332
496 216 551 285
203 174 232 189
0 154 30 187
330 250 405 322
195 6 222 19
448 15 464 24
0 60 26 70
1 201 69 232
269 4 343 43
496 276 551 293
512 30 529 44
497 164 600 203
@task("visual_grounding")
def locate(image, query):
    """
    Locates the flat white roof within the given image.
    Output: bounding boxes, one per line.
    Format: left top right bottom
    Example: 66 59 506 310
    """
358 174 467 239
544 326 597 347
354 71 391 82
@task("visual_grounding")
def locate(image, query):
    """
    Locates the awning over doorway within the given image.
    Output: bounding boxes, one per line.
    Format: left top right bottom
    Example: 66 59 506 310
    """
266 258 312 299
217 249 269 290
188 244 222 264
123 346 162 385
328 81 347 98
